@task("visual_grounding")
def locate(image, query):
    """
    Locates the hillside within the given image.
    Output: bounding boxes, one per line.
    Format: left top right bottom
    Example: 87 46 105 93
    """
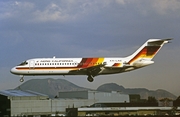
15 78 88 97
97 83 177 99
16 78 177 100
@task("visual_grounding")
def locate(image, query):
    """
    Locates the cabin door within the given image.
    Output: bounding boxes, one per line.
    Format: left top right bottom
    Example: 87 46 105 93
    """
29 60 35 69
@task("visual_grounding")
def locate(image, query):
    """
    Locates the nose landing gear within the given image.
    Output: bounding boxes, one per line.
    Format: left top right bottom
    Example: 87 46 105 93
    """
19 75 24 82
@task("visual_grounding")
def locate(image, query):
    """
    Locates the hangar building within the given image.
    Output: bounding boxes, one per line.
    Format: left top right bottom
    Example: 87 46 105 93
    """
0 90 53 116
0 90 129 116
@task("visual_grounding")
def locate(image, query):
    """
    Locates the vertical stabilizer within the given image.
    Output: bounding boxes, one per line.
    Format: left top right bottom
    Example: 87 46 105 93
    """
126 38 172 65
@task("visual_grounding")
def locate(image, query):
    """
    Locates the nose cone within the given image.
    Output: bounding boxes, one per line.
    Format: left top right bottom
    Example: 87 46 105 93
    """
10 67 17 74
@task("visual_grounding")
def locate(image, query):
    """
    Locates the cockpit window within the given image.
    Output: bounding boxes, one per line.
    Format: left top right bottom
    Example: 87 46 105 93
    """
18 61 28 66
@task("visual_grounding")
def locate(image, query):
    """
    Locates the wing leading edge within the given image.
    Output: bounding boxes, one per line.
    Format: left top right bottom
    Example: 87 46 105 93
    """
69 62 107 82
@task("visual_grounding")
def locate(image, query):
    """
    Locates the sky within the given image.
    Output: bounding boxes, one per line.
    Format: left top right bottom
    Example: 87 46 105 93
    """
0 0 180 96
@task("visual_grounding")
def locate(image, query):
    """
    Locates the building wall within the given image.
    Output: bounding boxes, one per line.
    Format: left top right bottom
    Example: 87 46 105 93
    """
10 96 48 100
78 107 172 116
10 98 94 116
59 91 88 99
52 99 94 113
11 100 51 116
0 95 10 117
88 91 129 103
59 90 130 103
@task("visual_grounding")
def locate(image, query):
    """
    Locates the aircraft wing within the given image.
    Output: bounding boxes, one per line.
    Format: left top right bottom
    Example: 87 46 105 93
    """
69 63 106 76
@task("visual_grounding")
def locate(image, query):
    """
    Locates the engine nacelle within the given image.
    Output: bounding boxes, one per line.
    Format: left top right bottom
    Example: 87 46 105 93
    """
133 60 154 68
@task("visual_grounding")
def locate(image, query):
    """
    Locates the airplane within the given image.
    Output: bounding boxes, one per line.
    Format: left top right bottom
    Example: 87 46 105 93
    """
10 38 172 82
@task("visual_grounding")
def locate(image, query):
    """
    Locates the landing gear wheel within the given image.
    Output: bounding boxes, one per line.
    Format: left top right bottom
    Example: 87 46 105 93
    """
19 75 24 82
20 78 24 82
87 76 94 82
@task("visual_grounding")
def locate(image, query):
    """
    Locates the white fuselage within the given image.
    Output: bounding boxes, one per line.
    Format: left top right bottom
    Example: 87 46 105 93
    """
10 38 171 82
11 57 132 76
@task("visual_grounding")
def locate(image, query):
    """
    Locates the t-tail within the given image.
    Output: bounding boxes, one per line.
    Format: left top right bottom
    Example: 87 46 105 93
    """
125 38 172 68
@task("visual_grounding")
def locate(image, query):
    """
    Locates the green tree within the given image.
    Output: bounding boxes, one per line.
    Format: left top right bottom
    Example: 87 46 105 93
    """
147 96 158 103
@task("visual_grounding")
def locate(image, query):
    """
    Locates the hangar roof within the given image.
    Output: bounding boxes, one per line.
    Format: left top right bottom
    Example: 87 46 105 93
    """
0 90 48 97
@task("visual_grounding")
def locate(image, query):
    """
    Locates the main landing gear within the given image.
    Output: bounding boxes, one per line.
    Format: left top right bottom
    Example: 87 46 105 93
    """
87 75 94 82
19 75 24 82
